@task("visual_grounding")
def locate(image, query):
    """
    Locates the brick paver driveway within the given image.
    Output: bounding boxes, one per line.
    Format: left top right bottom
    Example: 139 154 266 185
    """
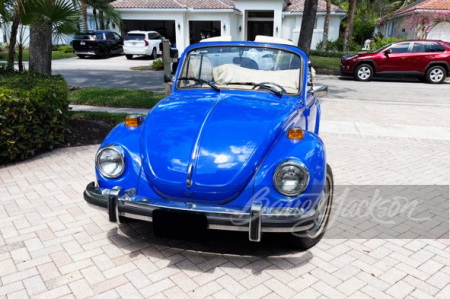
1 100 449 298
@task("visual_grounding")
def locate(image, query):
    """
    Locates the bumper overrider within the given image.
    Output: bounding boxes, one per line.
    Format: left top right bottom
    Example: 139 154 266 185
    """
84 182 316 242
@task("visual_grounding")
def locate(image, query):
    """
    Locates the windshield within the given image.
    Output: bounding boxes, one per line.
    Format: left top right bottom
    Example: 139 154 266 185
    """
74 33 104 40
177 46 304 95
373 43 392 53
125 34 145 41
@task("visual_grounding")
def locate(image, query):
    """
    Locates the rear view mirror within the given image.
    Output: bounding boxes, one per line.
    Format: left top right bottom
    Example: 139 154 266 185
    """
164 74 174 83
384 49 391 56
313 85 328 98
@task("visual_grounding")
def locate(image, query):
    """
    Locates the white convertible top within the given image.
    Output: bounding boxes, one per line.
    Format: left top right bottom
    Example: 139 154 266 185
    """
200 35 294 46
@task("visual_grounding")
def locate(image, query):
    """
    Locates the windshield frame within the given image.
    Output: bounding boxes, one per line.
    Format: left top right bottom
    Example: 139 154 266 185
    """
175 44 305 97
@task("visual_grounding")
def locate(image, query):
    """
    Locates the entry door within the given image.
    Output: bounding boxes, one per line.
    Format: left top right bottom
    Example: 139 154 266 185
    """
247 21 273 41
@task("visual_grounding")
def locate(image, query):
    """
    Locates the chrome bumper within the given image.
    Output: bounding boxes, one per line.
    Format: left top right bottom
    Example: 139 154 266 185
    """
84 182 315 242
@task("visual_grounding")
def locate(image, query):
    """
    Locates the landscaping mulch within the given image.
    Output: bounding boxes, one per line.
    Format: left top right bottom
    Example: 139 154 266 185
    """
61 119 115 147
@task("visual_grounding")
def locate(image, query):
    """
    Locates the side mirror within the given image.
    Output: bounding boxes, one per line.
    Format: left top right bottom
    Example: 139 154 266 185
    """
170 48 179 59
313 85 328 98
384 49 391 56
164 74 174 83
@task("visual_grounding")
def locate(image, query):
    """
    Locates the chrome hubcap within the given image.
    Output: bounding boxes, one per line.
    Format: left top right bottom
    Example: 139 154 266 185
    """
430 69 444 82
307 173 333 238
358 67 371 80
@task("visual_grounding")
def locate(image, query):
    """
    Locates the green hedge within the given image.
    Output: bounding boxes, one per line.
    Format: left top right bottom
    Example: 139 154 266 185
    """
310 50 361 58
0 73 69 164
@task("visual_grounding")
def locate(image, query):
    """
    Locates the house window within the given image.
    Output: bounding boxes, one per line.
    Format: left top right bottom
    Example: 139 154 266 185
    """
314 18 318 29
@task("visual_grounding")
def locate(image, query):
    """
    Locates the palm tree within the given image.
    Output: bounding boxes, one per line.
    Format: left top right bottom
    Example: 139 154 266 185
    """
322 0 332 50
0 0 22 70
87 0 121 30
297 0 318 55
21 0 79 74
343 0 357 51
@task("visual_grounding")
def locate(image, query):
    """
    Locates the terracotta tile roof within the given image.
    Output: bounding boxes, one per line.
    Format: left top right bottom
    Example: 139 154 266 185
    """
112 0 345 12
394 0 450 16
112 0 234 9
284 0 346 13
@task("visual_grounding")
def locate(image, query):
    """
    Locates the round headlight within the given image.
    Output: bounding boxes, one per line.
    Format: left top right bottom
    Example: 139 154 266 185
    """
96 145 125 178
273 161 309 196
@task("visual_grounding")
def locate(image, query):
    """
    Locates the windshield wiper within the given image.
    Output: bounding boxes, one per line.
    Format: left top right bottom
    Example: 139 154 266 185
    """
226 81 285 97
178 77 220 92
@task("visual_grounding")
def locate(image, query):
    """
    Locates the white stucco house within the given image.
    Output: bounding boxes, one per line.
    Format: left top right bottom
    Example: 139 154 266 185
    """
112 0 346 53
377 0 450 42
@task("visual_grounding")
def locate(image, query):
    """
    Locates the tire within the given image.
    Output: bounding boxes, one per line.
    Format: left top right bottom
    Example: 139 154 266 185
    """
151 47 157 60
126 54 133 60
287 164 334 250
354 63 373 81
77 54 86 59
426 66 446 84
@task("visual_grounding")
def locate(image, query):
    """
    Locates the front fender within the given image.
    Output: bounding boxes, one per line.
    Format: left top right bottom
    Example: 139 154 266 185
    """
253 131 326 213
95 123 143 190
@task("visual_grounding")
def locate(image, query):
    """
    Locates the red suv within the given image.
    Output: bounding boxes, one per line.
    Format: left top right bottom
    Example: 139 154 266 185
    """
341 40 450 83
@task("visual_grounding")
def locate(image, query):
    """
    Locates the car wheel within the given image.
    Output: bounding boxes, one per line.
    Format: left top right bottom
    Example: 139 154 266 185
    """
151 47 157 60
426 66 446 84
287 164 334 250
354 64 373 81
126 54 133 60
77 54 86 59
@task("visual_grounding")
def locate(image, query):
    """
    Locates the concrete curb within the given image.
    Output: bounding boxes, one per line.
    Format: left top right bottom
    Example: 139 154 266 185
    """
70 104 149 115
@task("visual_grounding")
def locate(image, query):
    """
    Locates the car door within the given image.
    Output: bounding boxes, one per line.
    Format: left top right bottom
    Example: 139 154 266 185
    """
407 42 446 74
149 32 161 54
376 42 411 73
113 33 123 53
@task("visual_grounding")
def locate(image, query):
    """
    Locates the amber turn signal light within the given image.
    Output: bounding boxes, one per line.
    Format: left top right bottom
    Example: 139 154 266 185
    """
288 127 304 140
125 115 143 127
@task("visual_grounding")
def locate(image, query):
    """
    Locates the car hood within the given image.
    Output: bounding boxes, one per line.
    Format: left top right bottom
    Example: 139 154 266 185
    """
141 91 296 203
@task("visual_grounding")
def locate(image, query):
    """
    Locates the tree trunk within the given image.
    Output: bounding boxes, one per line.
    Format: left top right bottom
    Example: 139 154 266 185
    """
29 17 52 75
7 12 20 70
297 0 318 55
99 11 105 30
81 0 88 30
18 43 23 72
321 0 331 51
93 9 98 30
343 0 357 51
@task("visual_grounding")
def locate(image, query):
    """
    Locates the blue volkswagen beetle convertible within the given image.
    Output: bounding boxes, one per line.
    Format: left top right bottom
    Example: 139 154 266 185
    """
84 37 333 249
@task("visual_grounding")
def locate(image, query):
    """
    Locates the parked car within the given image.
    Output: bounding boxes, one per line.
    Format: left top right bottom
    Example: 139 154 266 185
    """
84 38 333 249
72 30 123 58
123 30 164 60
341 40 450 83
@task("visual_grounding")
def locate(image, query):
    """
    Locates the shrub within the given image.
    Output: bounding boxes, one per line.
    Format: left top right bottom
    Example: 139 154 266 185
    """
151 58 164 70
0 73 69 164
52 44 73 53
316 38 361 53
370 37 407 51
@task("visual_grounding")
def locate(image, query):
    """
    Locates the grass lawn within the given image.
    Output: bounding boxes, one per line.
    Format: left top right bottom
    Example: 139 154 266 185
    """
70 111 130 125
0 50 76 61
69 87 165 109
310 55 341 75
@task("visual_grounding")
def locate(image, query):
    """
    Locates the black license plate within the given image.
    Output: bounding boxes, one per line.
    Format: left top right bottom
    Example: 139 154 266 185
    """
152 210 207 240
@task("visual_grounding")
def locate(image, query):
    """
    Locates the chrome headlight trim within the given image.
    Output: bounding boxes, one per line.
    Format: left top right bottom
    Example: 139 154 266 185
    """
273 160 310 196
95 145 125 179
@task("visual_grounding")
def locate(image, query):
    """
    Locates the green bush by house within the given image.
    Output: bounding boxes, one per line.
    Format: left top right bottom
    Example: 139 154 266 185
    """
0 72 69 164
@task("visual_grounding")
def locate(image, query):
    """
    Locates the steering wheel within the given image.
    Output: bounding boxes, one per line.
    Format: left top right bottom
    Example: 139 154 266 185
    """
252 82 287 95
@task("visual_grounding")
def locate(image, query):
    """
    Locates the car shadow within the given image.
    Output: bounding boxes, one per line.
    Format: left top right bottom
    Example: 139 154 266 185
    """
106 220 313 274
338 75 426 84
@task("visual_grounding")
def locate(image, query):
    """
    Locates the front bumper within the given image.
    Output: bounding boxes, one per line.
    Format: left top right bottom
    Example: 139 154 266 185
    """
84 182 316 242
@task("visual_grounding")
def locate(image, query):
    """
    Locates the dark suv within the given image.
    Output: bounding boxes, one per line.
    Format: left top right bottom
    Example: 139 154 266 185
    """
341 40 450 83
72 30 123 58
